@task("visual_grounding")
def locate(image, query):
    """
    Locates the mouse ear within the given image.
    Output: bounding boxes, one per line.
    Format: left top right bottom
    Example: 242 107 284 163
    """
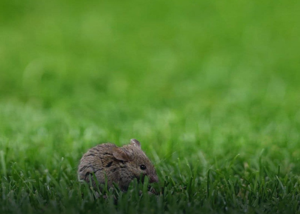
130 139 141 149
113 148 131 162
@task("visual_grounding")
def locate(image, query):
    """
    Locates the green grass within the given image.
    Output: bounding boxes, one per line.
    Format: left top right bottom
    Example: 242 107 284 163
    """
1 0 300 213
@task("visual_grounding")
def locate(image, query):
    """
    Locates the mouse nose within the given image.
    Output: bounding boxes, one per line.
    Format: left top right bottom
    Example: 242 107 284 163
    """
149 175 159 183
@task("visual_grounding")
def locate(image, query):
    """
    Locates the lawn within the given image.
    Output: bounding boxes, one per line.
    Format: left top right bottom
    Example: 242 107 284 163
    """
1 0 300 213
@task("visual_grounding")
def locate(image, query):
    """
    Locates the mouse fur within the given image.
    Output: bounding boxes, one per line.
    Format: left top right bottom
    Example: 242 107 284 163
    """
78 139 159 191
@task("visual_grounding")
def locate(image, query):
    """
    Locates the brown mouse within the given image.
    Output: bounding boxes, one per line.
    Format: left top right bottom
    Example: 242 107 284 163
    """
78 139 159 191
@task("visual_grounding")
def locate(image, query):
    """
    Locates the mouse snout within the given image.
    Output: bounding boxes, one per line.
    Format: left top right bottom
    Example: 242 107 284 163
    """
149 174 159 183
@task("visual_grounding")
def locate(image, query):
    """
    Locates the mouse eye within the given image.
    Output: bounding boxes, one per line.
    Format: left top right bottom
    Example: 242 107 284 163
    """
140 165 146 170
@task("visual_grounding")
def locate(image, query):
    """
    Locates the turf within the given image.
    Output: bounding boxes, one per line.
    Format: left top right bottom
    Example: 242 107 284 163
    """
1 0 300 213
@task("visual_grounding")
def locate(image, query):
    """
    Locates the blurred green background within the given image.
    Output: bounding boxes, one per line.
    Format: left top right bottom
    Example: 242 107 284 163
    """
1 0 300 167
1 0 300 108
1 0 300 212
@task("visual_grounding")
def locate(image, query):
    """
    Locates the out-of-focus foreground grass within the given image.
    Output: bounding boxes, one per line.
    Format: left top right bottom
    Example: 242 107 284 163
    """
1 0 300 213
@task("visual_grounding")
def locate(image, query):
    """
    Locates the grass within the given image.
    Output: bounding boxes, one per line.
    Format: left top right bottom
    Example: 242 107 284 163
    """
1 0 300 213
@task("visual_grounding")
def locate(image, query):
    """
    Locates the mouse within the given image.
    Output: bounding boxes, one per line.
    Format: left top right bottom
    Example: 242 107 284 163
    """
78 139 159 191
